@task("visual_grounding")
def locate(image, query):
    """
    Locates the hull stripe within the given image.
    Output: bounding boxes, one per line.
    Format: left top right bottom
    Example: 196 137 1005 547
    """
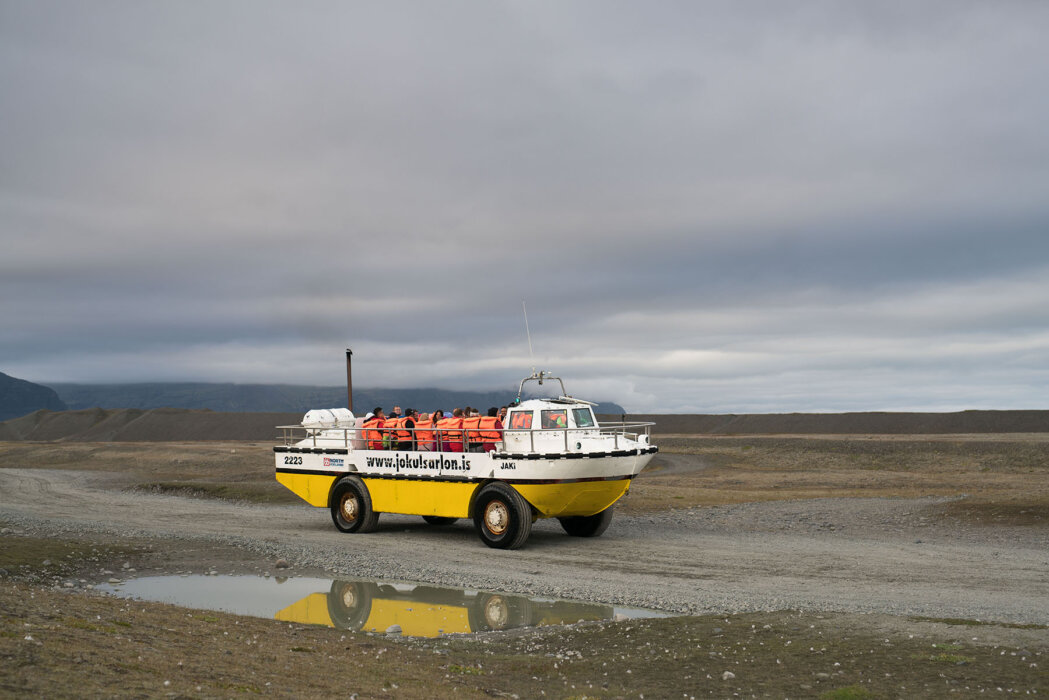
493 446 658 460
274 446 656 459
275 468 638 486
275 447 350 455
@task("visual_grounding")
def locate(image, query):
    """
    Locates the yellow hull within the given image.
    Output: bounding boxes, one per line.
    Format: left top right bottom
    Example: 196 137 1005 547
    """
275 592 470 637
275 471 337 507
273 581 618 637
275 470 632 518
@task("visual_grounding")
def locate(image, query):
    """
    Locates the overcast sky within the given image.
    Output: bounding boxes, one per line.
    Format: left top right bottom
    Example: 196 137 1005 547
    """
2 1 1048 413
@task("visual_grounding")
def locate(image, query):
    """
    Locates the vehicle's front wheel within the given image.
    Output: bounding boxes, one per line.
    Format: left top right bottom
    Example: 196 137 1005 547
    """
558 506 614 537
473 482 532 549
330 477 379 533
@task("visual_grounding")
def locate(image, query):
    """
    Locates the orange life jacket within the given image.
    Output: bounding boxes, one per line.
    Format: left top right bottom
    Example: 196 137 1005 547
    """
392 417 413 442
462 415 482 443
478 416 502 441
415 417 434 443
384 417 401 441
436 417 463 442
362 417 385 449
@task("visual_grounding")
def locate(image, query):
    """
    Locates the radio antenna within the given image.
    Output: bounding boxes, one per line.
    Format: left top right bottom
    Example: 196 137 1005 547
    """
522 300 536 370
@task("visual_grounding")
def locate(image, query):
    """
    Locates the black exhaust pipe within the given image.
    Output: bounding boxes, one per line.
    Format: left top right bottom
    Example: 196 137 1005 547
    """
345 348 353 412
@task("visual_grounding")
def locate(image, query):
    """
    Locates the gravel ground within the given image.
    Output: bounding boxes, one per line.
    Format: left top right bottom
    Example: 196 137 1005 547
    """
2 467 1046 626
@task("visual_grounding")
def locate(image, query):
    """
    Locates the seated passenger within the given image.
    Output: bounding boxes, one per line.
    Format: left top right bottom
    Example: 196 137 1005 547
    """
415 412 435 451
394 408 417 451
362 408 386 450
437 408 464 452
463 410 483 453
480 406 503 452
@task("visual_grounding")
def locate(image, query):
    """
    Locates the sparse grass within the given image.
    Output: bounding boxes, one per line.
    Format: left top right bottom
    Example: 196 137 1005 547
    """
5 437 1049 518
5 434 1043 697
2 579 1046 698
932 642 964 651
0 534 154 579
621 435 1049 522
927 652 974 665
911 616 1049 630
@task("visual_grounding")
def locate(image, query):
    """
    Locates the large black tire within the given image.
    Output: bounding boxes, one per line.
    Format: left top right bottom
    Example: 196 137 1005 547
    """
421 516 459 526
558 506 614 537
330 477 379 533
473 482 533 549
326 580 373 631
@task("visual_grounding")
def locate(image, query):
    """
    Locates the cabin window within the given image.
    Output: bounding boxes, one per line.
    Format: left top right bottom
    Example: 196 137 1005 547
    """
541 409 567 429
509 411 533 430
572 408 595 428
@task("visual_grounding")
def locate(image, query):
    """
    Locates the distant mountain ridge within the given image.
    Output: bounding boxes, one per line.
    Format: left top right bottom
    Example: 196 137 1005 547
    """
617 411 1049 434
0 372 67 421
47 382 626 417
2 406 1047 443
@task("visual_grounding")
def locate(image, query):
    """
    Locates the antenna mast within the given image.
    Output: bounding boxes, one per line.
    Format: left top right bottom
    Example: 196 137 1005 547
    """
522 300 535 371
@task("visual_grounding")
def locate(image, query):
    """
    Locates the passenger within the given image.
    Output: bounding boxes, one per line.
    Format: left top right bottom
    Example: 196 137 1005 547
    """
437 408 464 452
384 414 402 449
362 408 386 450
480 406 504 452
498 405 508 423
389 405 402 419
415 412 435 451
429 410 443 450
359 412 374 449
463 410 483 453
395 408 417 451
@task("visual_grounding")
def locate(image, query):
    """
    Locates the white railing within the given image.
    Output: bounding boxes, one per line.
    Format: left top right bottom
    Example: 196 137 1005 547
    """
276 421 654 453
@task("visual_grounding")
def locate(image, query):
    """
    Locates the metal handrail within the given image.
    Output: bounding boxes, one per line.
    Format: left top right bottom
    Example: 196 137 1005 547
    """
276 421 655 451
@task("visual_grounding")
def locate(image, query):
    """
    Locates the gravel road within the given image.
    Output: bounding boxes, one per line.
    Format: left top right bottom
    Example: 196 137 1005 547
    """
2 468 1047 625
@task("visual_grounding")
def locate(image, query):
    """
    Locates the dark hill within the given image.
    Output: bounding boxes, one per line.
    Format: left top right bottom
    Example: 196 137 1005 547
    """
47 382 625 416
0 408 299 442
0 372 67 421
1 407 1046 443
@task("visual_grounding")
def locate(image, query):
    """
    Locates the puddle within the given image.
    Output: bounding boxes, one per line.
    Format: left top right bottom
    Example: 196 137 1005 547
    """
98 575 667 637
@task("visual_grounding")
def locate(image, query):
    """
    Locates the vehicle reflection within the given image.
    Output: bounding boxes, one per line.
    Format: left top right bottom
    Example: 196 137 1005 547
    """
275 579 615 637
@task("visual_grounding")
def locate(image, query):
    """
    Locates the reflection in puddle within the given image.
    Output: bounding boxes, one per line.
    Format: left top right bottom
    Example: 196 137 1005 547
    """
99 575 667 637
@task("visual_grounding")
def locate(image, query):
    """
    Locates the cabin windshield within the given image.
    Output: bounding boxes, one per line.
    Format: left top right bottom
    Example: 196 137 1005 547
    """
572 408 595 428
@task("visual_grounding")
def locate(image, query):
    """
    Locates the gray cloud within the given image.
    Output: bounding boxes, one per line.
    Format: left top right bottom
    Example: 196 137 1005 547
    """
2 1 1048 411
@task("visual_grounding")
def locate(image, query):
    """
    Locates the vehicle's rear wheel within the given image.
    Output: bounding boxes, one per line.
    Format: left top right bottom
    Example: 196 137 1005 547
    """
473 482 532 549
330 477 379 533
558 506 614 537
421 516 459 526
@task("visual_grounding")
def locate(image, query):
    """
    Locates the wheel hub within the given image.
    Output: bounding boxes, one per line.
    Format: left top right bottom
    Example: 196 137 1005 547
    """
483 500 509 535
340 493 359 522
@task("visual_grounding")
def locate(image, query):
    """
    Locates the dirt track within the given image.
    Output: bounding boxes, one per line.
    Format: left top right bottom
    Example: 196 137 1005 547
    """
2 465 1046 625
